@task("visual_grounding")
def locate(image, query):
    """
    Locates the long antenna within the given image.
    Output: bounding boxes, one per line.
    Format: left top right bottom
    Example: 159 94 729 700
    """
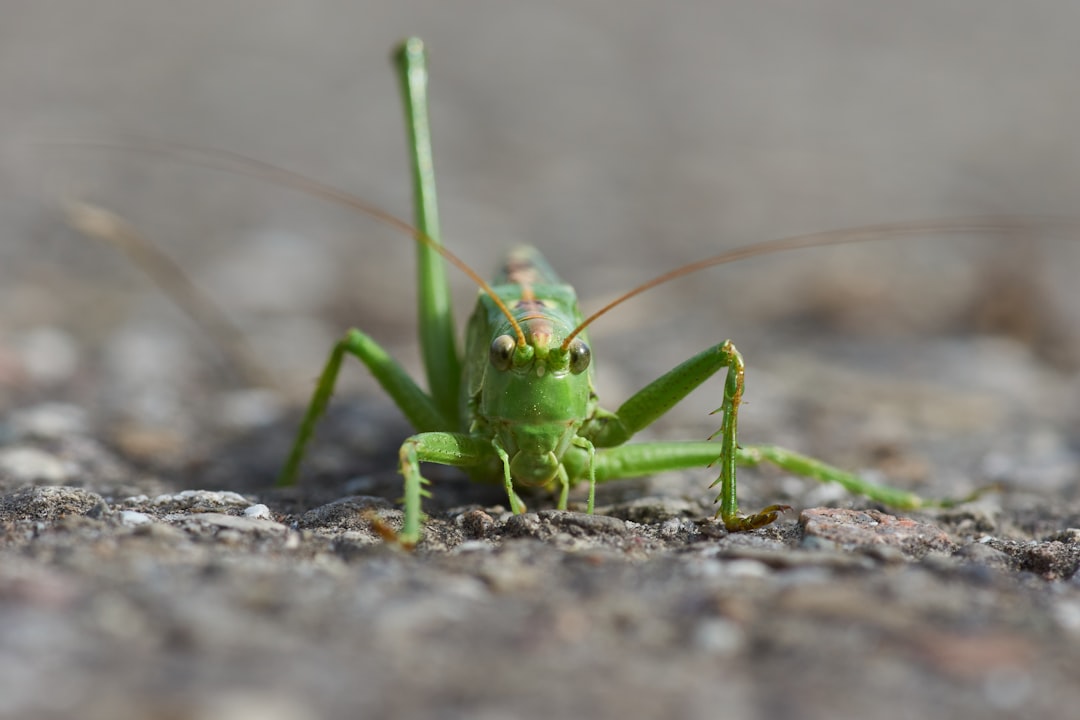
64 200 276 388
561 216 1072 350
50 138 528 351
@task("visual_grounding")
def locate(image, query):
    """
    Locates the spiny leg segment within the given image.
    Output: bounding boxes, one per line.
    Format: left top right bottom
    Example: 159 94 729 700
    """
399 432 495 545
705 342 790 530
580 339 787 529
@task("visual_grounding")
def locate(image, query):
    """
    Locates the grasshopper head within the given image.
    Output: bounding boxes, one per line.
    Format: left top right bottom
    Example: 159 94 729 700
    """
481 317 592 488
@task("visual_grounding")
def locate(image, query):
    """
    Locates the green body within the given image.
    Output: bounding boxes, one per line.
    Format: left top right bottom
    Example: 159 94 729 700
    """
276 38 975 546
461 248 593 487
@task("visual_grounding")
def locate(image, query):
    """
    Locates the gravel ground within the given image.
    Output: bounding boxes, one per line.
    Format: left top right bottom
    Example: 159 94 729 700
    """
3 3 1080 720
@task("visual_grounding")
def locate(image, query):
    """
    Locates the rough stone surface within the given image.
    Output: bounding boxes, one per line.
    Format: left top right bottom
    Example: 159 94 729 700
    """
800 507 956 555
4 4 1080 719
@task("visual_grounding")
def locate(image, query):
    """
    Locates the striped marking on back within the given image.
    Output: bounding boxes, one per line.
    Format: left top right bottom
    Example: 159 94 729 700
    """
499 248 558 347
495 246 562 287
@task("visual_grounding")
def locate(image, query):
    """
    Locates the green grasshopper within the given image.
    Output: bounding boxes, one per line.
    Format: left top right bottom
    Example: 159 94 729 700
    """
65 39 1038 547
269 37 1002 546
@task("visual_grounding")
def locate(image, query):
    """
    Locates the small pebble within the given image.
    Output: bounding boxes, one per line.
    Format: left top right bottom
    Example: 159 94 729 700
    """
659 518 688 539
119 510 153 526
458 509 495 538
722 559 772 579
243 504 272 519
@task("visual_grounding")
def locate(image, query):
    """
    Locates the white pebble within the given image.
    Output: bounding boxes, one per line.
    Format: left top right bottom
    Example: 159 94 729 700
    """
243 504 272 519
722 559 772 579
119 510 153 526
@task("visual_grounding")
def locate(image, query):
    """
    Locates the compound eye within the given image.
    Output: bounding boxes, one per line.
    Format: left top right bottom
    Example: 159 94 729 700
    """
489 334 517 371
567 338 591 374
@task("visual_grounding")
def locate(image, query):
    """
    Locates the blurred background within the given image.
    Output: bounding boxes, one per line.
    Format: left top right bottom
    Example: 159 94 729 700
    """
1 0 1079 498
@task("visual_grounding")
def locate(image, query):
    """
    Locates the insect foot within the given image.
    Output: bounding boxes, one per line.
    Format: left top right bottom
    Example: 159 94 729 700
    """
718 504 792 532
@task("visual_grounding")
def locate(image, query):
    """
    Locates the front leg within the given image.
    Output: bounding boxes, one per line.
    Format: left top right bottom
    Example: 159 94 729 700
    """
704 342 787 531
563 441 790 532
398 432 496 546
580 340 781 530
